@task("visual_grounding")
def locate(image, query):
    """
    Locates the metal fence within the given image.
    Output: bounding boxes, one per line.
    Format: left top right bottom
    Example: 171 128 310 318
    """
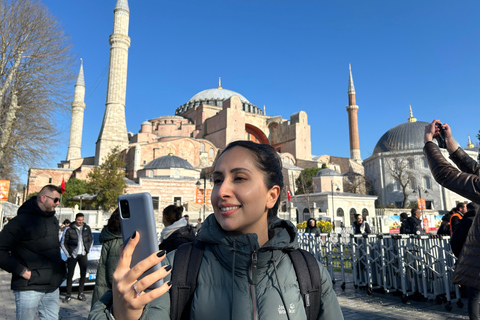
297 232 463 311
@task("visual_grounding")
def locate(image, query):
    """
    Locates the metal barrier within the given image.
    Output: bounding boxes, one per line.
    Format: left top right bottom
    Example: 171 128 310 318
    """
298 232 463 311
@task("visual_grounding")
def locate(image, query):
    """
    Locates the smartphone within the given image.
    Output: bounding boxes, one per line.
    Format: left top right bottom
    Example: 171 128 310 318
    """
435 123 447 149
118 192 163 289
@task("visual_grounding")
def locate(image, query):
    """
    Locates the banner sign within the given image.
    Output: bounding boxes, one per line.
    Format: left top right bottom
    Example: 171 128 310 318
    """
195 188 212 205
0 180 10 201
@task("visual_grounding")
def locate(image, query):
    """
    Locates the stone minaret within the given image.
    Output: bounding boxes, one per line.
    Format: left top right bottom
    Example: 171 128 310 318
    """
346 64 361 162
66 59 86 161
95 0 130 165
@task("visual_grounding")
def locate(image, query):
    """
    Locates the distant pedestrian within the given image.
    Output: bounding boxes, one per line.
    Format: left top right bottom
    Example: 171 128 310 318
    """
183 214 190 225
404 208 422 235
305 217 320 234
0 184 65 320
353 214 371 234
450 202 467 235
399 212 409 234
437 215 451 236
60 219 71 233
91 209 122 309
60 212 93 302
194 218 203 234
159 205 195 253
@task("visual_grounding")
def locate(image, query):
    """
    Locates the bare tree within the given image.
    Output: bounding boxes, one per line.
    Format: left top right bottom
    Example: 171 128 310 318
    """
0 0 75 180
385 153 415 208
343 170 372 195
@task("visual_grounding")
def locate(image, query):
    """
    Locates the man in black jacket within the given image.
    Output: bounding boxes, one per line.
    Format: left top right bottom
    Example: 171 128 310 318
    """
0 185 65 320
404 208 423 235
60 212 93 302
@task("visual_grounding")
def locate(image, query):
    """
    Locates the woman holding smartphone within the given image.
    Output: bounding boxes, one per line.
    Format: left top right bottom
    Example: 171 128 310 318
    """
89 141 343 320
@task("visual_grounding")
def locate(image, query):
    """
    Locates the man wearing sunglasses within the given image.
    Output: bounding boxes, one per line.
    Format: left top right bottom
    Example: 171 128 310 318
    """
0 184 66 320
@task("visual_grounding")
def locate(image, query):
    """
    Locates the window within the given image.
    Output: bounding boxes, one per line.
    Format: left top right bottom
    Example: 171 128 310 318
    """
362 208 369 216
410 177 417 190
152 196 159 211
200 143 205 153
49 178 52 183
336 208 344 217
174 170 180 178
423 157 428 168
173 197 182 206
303 208 310 221
424 176 432 189
149 170 154 177
209 148 214 158
408 158 415 169
395 201 403 208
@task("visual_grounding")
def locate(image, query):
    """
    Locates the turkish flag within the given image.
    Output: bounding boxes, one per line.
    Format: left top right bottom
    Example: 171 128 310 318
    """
61 177 65 194
287 189 291 202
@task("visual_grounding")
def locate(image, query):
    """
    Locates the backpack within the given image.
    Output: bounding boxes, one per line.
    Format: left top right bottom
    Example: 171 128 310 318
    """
170 241 322 320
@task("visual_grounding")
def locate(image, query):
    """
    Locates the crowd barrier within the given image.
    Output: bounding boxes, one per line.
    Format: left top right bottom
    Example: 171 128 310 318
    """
297 232 463 311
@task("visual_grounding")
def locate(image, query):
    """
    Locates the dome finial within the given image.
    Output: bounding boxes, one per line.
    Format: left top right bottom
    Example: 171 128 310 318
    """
407 104 417 122
169 147 173 156
218 77 222 89
467 135 475 148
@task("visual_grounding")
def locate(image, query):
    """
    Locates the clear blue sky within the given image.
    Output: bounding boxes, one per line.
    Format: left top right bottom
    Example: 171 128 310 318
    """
40 0 480 175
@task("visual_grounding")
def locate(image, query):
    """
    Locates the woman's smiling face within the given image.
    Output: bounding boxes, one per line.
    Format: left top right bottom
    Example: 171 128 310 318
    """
211 146 280 240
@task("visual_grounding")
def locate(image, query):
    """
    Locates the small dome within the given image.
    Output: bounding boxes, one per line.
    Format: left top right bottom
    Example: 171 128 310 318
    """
144 155 194 170
141 120 151 126
374 121 428 153
315 168 339 177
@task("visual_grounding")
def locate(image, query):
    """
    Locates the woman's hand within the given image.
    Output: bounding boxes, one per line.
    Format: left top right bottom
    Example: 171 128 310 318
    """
112 231 172 320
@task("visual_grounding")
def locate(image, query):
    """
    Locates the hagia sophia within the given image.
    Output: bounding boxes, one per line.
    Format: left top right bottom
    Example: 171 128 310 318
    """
25 0 478 228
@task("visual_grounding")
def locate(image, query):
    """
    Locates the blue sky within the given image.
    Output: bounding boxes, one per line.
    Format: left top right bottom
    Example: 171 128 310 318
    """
40 0 480 175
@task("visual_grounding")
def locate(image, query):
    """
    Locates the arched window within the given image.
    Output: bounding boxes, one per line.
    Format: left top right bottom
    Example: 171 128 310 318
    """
200 143 205 153
336 208 344 217
209 148 214 158
149 170 154 178
174 170 180 178
362 208 369 216
408 158 415 169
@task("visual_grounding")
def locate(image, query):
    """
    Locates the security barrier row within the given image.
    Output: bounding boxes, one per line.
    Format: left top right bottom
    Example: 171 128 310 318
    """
297 232 463 311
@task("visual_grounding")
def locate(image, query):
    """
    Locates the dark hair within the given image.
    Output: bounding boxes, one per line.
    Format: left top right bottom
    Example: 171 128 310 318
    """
39 184 62 195
410 208 419 216
63 219 71 225
221 140 283 218
163 205 184 225
456 202 466 211
107 208 121 234
467 202 479 212
400 212 408 220
75 212 85 219
354 214 361 219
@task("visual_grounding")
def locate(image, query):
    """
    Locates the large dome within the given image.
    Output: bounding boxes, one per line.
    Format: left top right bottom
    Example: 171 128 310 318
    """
188 88 250 104
175 83 263 116
374 121 428 153
144 154 194 170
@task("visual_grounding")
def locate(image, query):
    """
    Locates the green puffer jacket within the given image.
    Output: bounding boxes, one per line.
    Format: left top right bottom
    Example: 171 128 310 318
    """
89 215 344 320
90 227 123 308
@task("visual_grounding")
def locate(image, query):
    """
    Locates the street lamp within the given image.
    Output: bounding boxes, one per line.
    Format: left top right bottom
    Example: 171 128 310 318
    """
331 180 340 228
196 177 212 221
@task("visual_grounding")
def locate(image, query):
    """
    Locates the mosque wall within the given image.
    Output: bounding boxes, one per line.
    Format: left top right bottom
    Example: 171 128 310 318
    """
27 168 73 196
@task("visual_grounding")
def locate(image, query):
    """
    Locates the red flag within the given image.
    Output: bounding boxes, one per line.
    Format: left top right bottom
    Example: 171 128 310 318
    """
61 177 65 194
287 189 291 202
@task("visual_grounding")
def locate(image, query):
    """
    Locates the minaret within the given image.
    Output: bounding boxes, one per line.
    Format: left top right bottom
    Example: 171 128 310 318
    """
95 0 130 165
66 59 86 161
346 64 361 162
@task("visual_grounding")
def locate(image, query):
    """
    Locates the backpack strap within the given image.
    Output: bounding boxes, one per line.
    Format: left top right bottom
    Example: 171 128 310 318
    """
170 241 205 320
288 249 322 320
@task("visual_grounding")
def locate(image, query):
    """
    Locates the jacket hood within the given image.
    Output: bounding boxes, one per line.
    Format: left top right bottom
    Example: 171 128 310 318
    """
99 226 122 243
17 196 56 218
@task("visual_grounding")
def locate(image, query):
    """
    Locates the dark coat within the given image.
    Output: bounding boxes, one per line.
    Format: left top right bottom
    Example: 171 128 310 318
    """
305 218 320 234
424 142 480 289
158 225 195 253
61 222 93 257
450 210 475 258
0 197 66 291
91 227 122 308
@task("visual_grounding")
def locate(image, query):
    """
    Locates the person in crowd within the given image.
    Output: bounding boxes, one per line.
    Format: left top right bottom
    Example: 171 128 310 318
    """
158 205 195 253
194 218 203 234
60 212 93 302
450 202 467 235
91 209 122 309
399 212 409 234
423 119 480 320
89 140 343 320
305 217 321 234
437 214 451 236
404 208 423 235
183 214 190 225
0 185 65 320
60 219 71 233
451 202 479 258
353 214 371 234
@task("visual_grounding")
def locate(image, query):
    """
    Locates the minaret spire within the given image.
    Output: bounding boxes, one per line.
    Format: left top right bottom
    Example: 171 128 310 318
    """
407 104 417 122
66 59 86 161
346 64 361 162
95 0 131 165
